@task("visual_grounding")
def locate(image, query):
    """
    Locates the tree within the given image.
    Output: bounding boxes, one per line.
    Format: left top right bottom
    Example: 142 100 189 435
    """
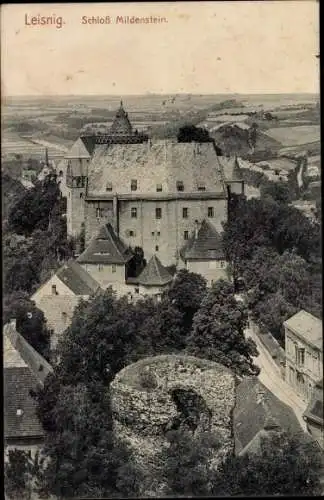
177 125 212 143
4 449 33 499
164 269 207 336
260 180 293 204
213 431 323 496
186 280 259 377
3 291 52 359
35 382 141 498
162 429 221 497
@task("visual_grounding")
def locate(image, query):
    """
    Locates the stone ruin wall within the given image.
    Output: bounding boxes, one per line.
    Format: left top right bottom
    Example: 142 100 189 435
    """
110 354 236 496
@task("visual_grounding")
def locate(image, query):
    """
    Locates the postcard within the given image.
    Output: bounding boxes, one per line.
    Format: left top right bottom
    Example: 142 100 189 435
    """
2 2 322 499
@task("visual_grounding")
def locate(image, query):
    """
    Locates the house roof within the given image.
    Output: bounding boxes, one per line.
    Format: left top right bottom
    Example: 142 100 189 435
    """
234 377 305 455
4 367 44 440
4 323 53 386
110 101 133 135
137 255 173 287
86 140 225 197
77 223 133 265
65 137 92 159
180 219 225 261
218 155 243 182
56 259 101 296
283 310 322 350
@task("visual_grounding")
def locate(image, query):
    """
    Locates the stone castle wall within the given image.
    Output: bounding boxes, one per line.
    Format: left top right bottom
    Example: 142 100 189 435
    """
110 354 236 496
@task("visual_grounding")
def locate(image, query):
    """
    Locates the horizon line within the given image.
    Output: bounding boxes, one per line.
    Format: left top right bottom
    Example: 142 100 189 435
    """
4 92 319 98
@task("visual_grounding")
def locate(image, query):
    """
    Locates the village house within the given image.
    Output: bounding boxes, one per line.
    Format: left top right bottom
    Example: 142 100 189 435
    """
57 101 244 268
31 259 101 349
4 320 53 458
179 219 228 286
284 310 323 403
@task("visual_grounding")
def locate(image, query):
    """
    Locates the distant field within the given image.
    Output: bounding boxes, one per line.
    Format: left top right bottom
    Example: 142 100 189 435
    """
205 114 249 123
2 131 67 160
265 125 320 146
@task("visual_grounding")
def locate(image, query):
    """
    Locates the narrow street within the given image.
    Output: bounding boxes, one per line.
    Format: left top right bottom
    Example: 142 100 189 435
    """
245 326 308 431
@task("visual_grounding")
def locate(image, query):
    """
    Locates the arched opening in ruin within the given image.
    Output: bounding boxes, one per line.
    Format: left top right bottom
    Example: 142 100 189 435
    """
168 388 212 434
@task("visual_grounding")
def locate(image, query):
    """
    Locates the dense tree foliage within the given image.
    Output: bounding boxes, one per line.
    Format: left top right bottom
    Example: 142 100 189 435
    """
214 432 323 496
223 192 322 342
3 291 52 359
186 280 259 376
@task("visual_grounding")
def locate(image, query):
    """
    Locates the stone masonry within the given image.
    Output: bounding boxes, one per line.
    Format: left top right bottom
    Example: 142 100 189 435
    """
110 354 236 496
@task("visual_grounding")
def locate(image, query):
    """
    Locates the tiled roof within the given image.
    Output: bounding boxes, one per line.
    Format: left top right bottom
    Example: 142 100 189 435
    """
234 377 304 455
4 367 44 440
77 223 133 265
4 323 53 386
137 255 173 286
180 219 225 261
4 332 27 368
56 259 101 296
86 141 225 197
284 310 322 350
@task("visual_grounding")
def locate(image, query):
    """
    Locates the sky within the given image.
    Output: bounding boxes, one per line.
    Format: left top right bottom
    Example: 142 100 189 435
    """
1 1 319 96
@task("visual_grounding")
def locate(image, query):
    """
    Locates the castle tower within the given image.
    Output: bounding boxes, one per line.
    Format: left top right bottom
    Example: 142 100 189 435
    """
110 100 133 135
65 137 92 237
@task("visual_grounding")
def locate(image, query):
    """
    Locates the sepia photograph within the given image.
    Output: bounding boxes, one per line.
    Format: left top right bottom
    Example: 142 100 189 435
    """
1 1 322 498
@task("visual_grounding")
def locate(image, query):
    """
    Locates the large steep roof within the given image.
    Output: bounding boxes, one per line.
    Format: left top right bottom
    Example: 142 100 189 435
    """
77 223 133 265
180 219 225 261
137 255 173 287
86 141 226 197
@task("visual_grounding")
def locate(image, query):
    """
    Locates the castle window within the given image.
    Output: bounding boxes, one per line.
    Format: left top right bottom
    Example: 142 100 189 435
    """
129 230 135 237
112 264 116 273
96 208 104 218
155 245 159 251
156 184 162 192
176 181 184 191
157 231 160 237
131 179 137 191
208 207 214 218
62 312 67 323
182 207 188 218
151 231 155 236
155 208 162 219
80 193 83 199
184 230 189 240
131 207 137 218
106 182 113 191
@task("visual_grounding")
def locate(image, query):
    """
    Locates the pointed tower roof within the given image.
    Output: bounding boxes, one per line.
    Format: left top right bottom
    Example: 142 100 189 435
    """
65 137 93 159
180 219 225 261
110 100 133 135
232 155 243 180
77 224 133 265
137 255 173 287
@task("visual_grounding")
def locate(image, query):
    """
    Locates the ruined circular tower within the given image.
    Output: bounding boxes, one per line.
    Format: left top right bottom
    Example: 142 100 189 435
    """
110 354 236 496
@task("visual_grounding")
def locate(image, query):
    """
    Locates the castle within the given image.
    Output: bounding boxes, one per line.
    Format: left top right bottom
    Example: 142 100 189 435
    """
58 101 244 267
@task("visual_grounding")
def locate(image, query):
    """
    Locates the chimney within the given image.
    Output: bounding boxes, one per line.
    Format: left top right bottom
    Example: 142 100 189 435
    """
194 219 200 240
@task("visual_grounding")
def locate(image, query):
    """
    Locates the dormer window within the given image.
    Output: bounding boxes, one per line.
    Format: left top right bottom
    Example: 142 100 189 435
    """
176 181 184 192
156 184 162 192
131 179 137 191
106 182 113 191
